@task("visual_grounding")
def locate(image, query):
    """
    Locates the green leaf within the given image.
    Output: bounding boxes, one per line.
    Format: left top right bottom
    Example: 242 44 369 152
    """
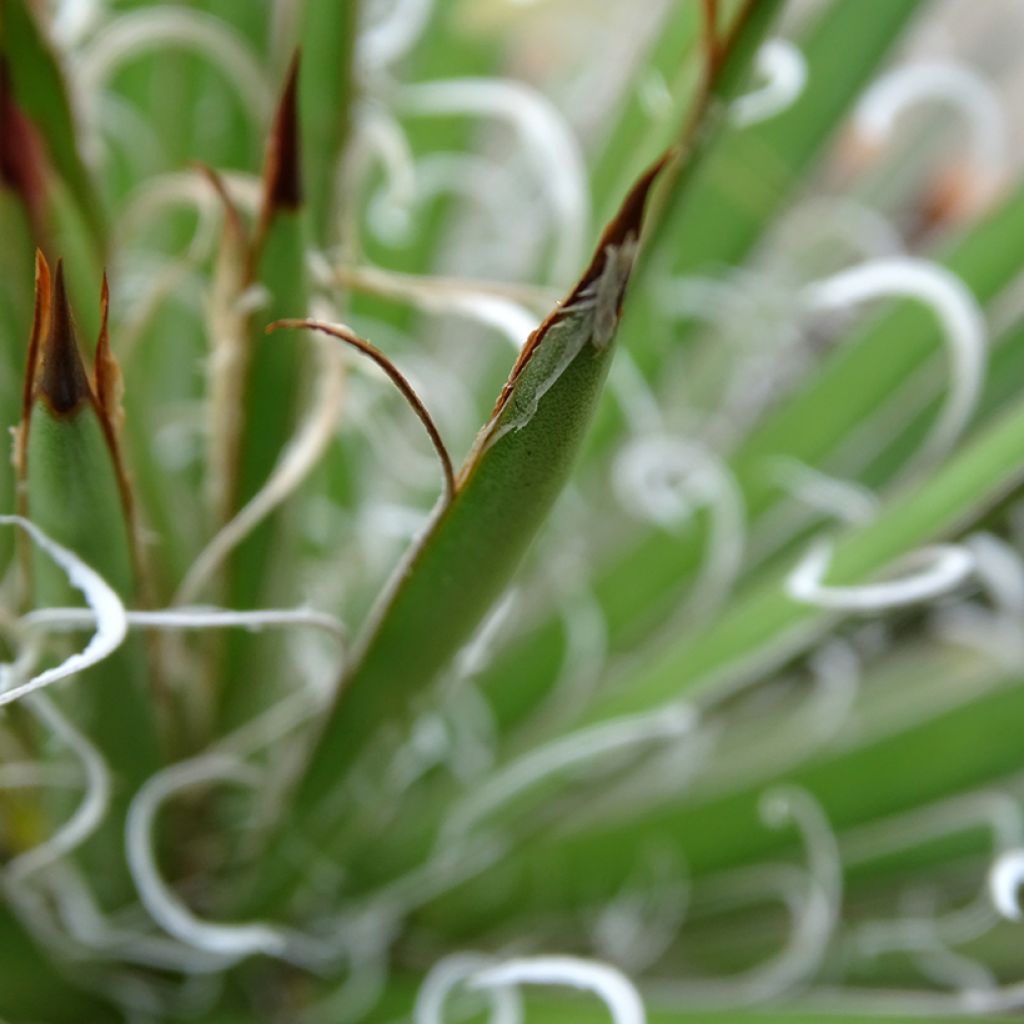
480 181 1024 734
242 155 669 915
243 0 784 911
21 258 160 906
299 0 359 246
0 0 106 254
631 0 924 371
592 390 1024 721
0 908 116 1023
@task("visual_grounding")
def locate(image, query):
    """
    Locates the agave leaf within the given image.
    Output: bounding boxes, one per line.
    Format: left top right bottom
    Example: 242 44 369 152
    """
294 156 668 823
299 0 359 245
0 191 34 574
0 0 105 254
584 392 1024 720
227 54 309 568
479 182 1024 734
627 0 924 371
430 666 1024 933
356 382 1024 898
235 58 308 464
238 0 782 912
217 57 311 727
237 159 672 916
20 258 160 906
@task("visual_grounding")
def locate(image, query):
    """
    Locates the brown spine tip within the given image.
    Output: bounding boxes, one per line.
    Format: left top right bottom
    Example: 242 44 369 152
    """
93 272 122 426
263 52 303 215
22 251 52 423
194 162 248 248
37 260 94 416
493 150 669 413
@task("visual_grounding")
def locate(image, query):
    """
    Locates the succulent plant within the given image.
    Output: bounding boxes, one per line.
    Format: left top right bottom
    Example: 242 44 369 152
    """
3 0 1024 1021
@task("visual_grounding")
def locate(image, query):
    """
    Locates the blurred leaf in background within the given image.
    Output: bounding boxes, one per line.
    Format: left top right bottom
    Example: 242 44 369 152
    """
2 1 1024 1022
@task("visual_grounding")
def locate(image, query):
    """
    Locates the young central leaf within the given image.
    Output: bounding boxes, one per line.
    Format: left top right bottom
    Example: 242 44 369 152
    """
270 158 669 880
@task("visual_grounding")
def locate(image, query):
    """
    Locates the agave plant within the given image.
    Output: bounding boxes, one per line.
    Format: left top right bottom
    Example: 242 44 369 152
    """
3 0 1024 1020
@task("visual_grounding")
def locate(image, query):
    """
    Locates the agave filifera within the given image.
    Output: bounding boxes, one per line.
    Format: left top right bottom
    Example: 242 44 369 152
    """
2 0 1024 1021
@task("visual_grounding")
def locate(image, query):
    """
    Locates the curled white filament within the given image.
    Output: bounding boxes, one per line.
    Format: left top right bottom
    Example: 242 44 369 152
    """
732 39 808 128
359 0 436 71
398 78 589 282
989 849 1024 922
470 955 646 1024
787 539 975 612
176 330 347 605
78 8 271 124
853 60 1007 195
801 258 987 468
125 756 315 966
0 516 127 708
3 695 111 885
760 786 842 921
415 953 522 1024
770 457 879 526
612 435 745 614
51 0 105 46
357 104 419 244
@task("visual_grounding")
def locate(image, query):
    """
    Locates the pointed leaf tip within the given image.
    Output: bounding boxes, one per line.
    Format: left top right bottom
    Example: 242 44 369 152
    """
491 150 668 423
22 251 52 419
37 261 94 416
264 52 303 213
93 271 125 433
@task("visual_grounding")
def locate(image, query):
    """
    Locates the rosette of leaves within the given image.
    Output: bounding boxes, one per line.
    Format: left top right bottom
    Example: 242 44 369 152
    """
2 1 1024 1022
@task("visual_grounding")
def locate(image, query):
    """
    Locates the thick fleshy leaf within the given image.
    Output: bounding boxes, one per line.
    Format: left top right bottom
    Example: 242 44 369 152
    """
20 258 159 907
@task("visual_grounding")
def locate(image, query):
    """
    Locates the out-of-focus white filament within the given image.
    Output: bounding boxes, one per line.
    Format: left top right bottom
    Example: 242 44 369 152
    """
469 955 646 1024
612 436 745 614
415 953 522 1024
398 78 589 282
117 171 262 260
0 517 127 708
3 695 111 885
176 330 346 604
441 704 696 841
356 104 419 244
772 198 905 264
78 8 271 124
320 258 542 347
51 0 105 47
989 849 1024 921
787 539 975 612
732 39 807 128
802 258 987 468
25 605 346 641
125 755 317 966
359 0 436 71
770 457 879 526
853 60 1007 195
760 785 843 920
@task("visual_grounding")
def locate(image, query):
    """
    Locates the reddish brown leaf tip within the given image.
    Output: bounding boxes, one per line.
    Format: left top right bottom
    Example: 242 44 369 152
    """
22 251 52 419
490 151 668 421
263 52 303 213
37 261 94 416
94 272 112 404
0 58 49 234
194 162 247 245
559 149 668 316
